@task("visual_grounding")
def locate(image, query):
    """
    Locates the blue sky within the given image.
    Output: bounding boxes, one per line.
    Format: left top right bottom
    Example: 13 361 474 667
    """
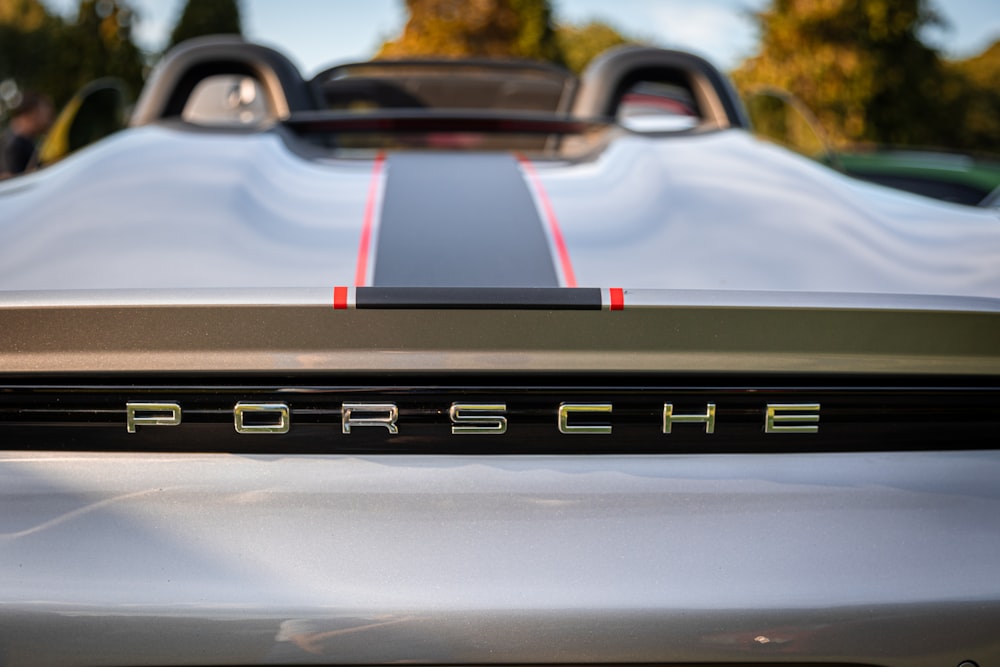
42 0 1000 76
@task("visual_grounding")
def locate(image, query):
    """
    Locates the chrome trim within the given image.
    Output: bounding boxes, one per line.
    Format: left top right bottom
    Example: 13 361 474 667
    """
449 403 508 435
663 403 716 434
342 402 400 434
125 402 181 433
765 403 821 434
558 403 613 434
233 402 290 434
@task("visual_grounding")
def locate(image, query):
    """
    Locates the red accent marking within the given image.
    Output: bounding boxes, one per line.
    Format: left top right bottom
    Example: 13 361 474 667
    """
610 287 625 311
354 152 385 286
517 155 577 288
333 286 349 310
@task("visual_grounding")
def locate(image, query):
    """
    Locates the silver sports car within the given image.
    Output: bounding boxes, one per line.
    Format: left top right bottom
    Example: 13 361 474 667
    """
1 37 999 666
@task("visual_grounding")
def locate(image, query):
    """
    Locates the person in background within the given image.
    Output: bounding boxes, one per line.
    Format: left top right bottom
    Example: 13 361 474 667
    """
0 93 54 178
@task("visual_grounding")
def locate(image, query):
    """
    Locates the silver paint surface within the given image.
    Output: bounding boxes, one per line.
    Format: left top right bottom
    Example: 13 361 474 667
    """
1 126 999 296
2 115 1000 666
536 131 1000 296
1 452 999 665
0 127 372 289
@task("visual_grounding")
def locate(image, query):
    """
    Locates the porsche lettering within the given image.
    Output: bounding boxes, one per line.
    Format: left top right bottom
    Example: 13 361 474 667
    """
124 401 821 434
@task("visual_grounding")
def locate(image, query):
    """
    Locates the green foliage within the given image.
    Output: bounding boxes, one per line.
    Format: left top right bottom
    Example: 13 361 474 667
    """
0 0 50 28
0 0 64 107
509 0 561 63
734 0 1000 153
556 20 634 73
377 0 564 63
943 42 1000 153
68 1 144 100
1 0 144 110
168 0 242 49
744 88 833 160
376 0 641 72
733 0 949 148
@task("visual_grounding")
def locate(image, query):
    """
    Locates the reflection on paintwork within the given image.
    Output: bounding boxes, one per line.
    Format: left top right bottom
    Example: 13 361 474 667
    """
1 126 998 296
270 614 419 660
0 453 998 664
534 132 1000 296
0 489 161 540
0 127 372 289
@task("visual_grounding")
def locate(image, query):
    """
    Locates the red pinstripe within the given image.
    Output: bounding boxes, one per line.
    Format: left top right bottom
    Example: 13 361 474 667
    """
517 155 578 288
354 152 386 287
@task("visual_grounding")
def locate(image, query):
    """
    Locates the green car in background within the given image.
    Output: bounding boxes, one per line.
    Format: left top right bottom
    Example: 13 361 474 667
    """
837 148 1000 206
745 87 1000 207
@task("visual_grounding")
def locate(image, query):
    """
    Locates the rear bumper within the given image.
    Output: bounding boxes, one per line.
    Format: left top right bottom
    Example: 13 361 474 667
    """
2 451 998 665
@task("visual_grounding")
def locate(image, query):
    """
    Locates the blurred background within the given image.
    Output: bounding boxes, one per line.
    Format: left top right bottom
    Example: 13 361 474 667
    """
1 0 998 158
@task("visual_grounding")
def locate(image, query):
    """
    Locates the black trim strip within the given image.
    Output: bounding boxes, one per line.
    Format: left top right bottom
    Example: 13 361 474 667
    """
355 287 602 309
2 379 998 455
285 110 606 135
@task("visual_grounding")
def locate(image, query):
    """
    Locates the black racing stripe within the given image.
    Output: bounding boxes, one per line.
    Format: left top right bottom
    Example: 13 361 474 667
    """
372 153 559 287
356 287 601 309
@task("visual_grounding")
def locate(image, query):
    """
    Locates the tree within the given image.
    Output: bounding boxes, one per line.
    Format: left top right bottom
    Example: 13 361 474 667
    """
168 0 242 49
64 0 144 100
1 0 144 110
377 0 563 64
1 0 66 110
944 40 1000 153
733 0 950 148
0 0 50 28
556 20 635 74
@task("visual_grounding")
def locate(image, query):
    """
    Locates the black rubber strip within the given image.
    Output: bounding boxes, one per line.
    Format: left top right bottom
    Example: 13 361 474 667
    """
356 287 601 309
372 152 560 287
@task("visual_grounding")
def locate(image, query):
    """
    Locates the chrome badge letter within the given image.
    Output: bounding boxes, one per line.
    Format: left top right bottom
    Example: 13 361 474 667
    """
765 404 821 434
126 402 181 433
663 403 716 434
450 403 507 434
342 402 399 434
234 402 290 434
558 403 613 434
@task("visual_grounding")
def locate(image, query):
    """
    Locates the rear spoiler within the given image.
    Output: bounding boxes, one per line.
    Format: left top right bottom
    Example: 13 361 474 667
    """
2 288 998 376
